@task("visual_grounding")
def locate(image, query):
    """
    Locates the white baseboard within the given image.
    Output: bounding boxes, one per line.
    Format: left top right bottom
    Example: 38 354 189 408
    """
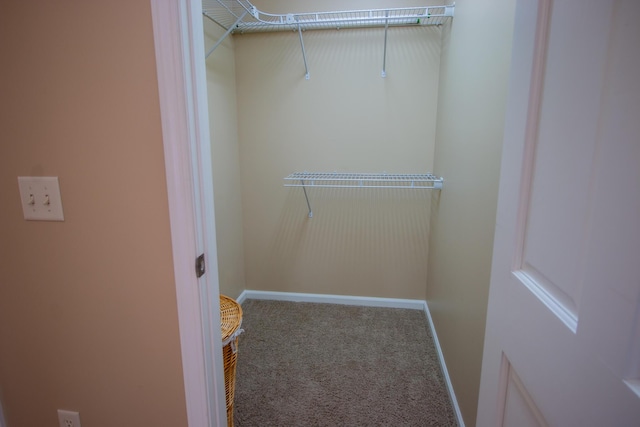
236 290 425 310
235 289 249 305
235 289 464 427
424 302 466 427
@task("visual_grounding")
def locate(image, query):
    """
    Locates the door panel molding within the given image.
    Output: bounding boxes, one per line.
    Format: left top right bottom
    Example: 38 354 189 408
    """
510 0 581 331
499 354 549 427
514 265 577 332
512 0 552 273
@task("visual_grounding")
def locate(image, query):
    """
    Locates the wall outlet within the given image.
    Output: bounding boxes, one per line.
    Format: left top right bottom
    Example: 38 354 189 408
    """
57 410 81 427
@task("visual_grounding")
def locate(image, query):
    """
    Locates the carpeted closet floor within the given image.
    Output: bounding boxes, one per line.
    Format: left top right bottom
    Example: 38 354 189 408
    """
233 299 457 426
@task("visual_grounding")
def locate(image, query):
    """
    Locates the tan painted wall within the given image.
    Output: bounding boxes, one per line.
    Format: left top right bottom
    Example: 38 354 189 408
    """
234 0 444 299
427 0 516 425
252 0 444 14
0 2 187 426
204 18 246 300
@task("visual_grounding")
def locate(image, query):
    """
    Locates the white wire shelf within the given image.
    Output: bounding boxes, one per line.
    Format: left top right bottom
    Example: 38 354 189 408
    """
203 1 454 78
203 1 454 34
284 172 443 189
284 172 443 217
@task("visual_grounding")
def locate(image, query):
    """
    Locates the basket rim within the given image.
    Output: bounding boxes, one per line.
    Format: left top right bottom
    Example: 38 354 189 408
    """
220 294 242 341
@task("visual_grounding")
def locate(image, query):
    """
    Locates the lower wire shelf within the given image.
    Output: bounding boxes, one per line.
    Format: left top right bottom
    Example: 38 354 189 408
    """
283 172 443 217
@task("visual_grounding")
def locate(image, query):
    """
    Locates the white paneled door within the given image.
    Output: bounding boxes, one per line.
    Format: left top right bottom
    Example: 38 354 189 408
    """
477 0 640 426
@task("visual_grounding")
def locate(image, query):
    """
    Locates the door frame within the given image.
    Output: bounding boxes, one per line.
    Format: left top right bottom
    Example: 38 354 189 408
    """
151 0 224 426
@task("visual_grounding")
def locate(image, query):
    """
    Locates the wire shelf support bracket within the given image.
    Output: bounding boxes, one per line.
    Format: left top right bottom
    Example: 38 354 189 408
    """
382 11 390 78
297 24 310 80
205 10 249 58
283 172 444 218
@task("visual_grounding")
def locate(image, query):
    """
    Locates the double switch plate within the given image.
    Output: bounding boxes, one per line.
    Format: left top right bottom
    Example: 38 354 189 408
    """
17 176 65 221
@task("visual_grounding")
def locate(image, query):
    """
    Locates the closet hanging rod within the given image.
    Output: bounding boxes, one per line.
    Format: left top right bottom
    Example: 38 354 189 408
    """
203 1 454 34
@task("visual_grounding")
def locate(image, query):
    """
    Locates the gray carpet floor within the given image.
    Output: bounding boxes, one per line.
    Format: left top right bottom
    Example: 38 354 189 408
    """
233 299 457 426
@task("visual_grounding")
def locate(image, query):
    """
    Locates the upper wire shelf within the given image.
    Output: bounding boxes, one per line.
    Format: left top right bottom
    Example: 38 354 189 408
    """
284 172 443 189
203 1 455 33
203 1 454 77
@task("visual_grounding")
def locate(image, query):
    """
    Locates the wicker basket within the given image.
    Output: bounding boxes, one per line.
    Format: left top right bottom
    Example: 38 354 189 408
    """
220 295 243 427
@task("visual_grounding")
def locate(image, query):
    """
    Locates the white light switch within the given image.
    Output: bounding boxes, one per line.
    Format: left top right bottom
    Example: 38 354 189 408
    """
18 176 65 221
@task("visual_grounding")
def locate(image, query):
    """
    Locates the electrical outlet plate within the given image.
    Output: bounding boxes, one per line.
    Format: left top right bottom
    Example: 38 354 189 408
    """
57 409 81 427
17 176 64 221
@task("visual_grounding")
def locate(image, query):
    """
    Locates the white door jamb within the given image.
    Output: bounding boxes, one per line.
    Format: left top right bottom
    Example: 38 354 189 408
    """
151 0 226 426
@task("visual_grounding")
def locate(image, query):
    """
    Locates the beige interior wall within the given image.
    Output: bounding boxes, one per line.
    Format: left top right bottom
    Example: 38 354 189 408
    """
234 0 444 300
427 0 516 425
204 18 246 300
251 0 445 14
0 2 187 426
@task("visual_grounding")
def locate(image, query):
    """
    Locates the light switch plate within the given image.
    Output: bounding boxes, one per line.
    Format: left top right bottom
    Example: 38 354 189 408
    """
18 176 65 221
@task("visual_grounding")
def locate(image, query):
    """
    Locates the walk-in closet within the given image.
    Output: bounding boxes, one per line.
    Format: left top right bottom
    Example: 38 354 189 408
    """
1 0 637 426
203 0 514 425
